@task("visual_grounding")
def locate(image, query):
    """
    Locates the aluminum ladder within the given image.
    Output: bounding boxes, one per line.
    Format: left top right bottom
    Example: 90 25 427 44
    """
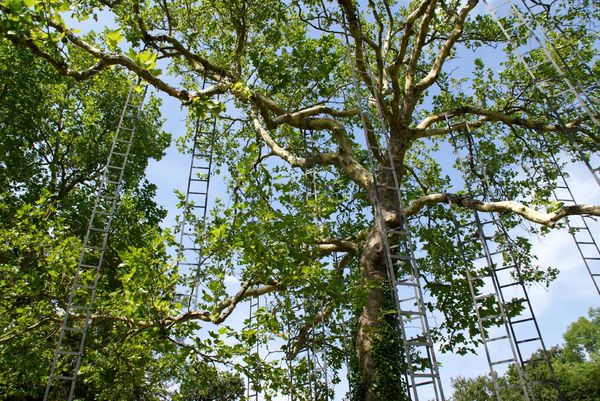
43 80 148 401
446 119 563 400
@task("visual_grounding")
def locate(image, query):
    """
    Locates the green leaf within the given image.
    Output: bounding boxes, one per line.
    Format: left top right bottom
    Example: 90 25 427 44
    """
105 28 124 50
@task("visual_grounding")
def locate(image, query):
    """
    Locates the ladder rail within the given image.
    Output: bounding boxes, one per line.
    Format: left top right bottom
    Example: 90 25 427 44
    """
247 296 261 401
543 148 600 295
302 128 331 401
44 80 148 401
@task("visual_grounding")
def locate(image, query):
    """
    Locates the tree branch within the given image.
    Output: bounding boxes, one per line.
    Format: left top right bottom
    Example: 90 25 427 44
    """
403 192 600 227
412 105 586 139
412 1 478 95
250 109 373 189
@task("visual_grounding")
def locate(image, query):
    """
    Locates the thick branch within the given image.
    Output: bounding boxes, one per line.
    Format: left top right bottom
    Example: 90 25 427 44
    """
250 109 373 189
413 105 586 138
404 192 600 227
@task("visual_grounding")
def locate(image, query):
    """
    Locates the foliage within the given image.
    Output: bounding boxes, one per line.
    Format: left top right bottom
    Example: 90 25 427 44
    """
175 360 245 401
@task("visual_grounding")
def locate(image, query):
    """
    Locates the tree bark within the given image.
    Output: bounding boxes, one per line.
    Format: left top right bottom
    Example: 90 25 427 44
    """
351 222 408 401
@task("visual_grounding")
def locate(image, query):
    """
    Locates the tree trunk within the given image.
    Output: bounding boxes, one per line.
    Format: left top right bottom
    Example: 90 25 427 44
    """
349 221 409 401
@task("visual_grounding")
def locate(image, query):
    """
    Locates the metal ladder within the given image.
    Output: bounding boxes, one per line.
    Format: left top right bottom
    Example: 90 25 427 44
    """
541 147 600 295
247 296 261 401
304 128 330 401
43 80 148 401
175 106 216 311
342 14 444 401
482 0 600 186
448 206 531 401
444 116 531 401
446 119 562 399
483 0 598 126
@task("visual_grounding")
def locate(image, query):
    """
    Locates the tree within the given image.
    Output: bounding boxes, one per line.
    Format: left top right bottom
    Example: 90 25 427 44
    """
0 1 598 400
0 41 179 400
175 360 245 401
451 308 600 401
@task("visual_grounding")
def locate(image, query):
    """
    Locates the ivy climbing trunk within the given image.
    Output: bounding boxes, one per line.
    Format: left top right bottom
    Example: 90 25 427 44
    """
350 224 408 401
350 162 410 401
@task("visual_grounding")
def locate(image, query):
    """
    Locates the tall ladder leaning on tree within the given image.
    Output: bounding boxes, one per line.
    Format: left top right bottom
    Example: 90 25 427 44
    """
342 13 445 401
175 75 217 312
283 128 331 401
442 115 563 400
43 78 148 401
303 128 330 401
483 0 600 295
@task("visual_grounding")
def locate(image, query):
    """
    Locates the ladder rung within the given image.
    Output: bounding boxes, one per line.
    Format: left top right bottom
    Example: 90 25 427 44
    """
576 241 596 245
510 317 533 325
190 178 209 183
499 282 519 289
192 165 211 170
481 314 502 322
390 254 411 261
112 152 127 157
495 264 515 272
413 380 435 387
491 358 515 366
516 337 539 344
475 294 495 301
74 283 95 290
486 335 509 343
388 228 410 236
94 210 112 216
474 250 502 259
107 165 125 171
396 280 418 287
407 340 431 347
80 263 99 269
188 191 207 195
413 372 436 378
399 310 424 316
89 227 109 233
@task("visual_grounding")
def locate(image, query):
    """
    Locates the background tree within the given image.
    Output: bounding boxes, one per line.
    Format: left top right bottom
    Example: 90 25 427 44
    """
175 359 245 401
0 1 598 400
451 308 600 401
